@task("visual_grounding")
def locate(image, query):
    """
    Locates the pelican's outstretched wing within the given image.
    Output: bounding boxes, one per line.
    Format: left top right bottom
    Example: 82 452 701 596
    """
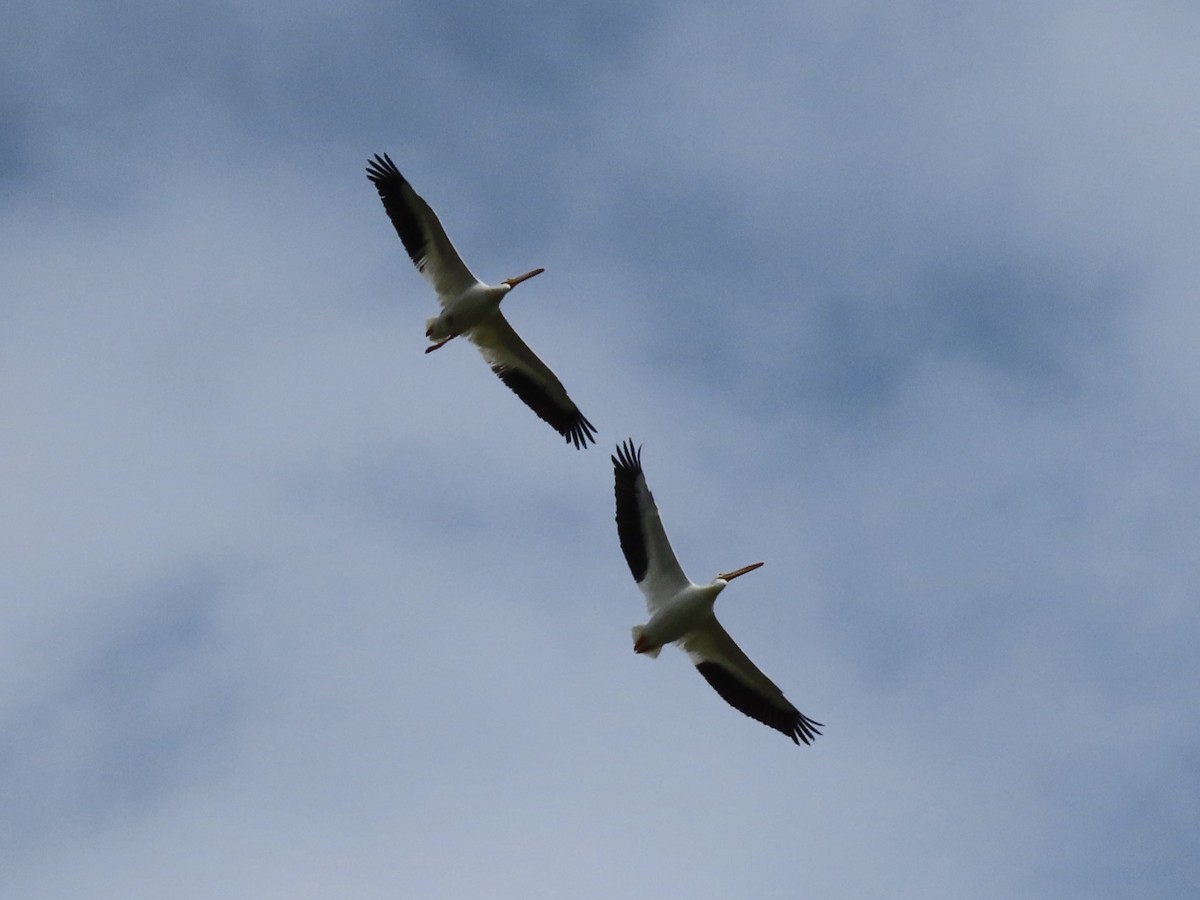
612 440 691 609
365 153 480 302
681 618 822 745
470 314 596 449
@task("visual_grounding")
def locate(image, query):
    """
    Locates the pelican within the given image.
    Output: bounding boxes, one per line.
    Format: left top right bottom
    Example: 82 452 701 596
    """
612 440 822 745
365 153 596 449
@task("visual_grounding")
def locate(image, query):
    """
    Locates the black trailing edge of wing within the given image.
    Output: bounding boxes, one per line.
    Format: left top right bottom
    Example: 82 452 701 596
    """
492 366 597 449
695 661 823 746
612 439 649 583
365 152 429 273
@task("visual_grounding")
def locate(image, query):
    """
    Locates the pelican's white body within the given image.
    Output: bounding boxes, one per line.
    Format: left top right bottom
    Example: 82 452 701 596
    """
425 282 508 343
633 581 727 659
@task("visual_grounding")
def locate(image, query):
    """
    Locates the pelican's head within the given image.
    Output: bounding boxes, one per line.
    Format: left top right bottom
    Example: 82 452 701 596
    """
715 561 764 587
501 267 544 291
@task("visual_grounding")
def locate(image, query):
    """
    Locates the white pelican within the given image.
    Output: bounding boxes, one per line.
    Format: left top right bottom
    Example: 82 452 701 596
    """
366 153 596 449
613 440 822 745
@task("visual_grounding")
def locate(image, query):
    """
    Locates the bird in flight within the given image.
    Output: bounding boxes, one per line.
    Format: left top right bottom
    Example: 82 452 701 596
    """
366 153 596 449
612 440 822 744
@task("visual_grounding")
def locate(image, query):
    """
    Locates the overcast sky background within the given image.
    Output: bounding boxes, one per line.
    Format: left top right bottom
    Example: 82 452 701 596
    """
3 1 1199 897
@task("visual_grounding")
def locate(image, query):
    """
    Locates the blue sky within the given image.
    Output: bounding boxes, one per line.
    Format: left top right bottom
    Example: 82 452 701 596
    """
3 1 1199 896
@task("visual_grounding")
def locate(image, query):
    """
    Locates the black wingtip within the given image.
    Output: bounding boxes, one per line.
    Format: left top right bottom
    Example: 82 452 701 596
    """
365 151 402 185
790 712 824 746
566 413 598 450
611 438 643 472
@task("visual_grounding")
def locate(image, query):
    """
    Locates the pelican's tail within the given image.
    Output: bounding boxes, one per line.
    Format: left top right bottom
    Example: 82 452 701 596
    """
632 625 661 658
